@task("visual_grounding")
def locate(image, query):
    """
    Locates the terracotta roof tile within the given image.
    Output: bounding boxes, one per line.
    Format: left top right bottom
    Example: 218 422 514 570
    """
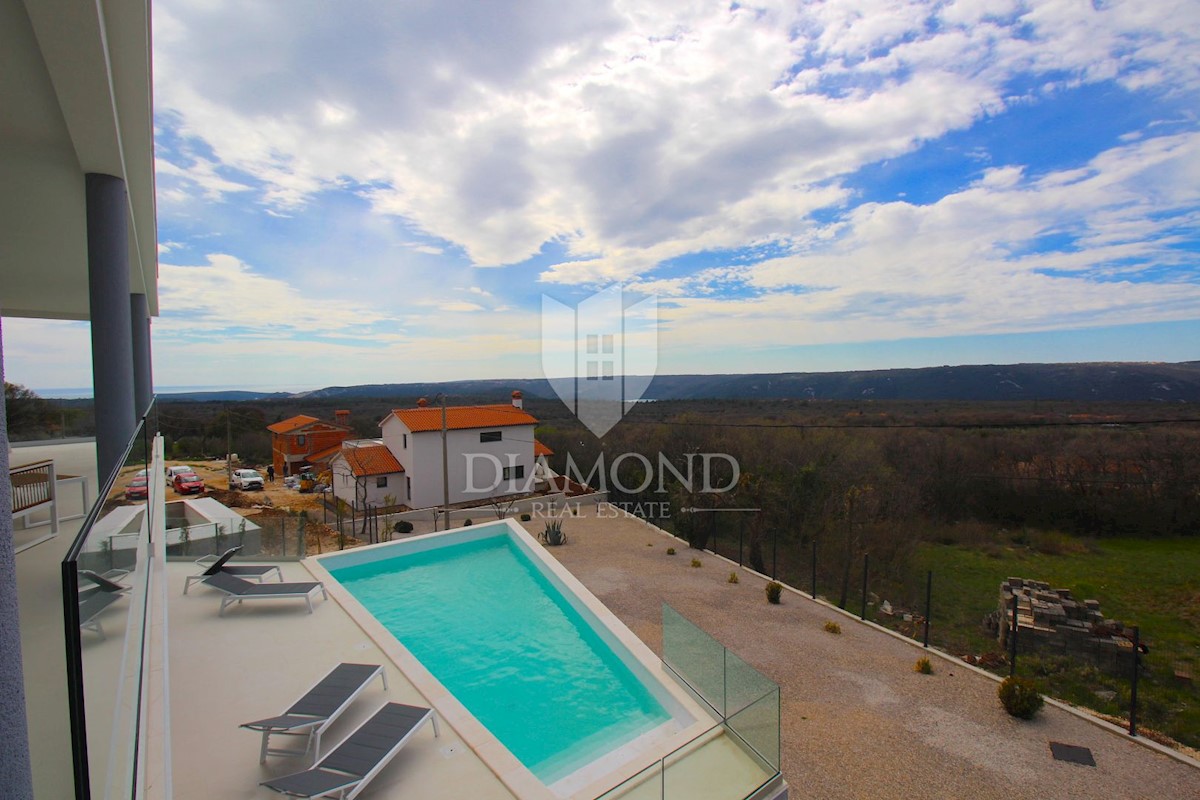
534 439 554 457
308 444 343 463
391 404 538 432
267 415 319 434
342 444 404 477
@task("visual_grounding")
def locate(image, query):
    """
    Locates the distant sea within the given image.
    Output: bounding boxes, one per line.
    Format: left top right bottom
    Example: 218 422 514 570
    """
34 384 319 400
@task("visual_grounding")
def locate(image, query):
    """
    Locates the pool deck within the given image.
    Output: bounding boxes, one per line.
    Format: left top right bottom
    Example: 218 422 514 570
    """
525 505 1200 800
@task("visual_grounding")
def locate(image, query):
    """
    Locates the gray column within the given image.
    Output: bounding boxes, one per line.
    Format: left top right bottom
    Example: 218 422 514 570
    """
0 319 35 799
130 294 152 418
87 174 136 483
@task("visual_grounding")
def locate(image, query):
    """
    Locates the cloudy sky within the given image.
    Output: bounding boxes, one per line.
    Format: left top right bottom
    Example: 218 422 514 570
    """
8 0 1200 394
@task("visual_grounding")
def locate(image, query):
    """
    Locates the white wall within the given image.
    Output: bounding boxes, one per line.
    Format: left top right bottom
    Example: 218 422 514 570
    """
330 454 406 510
407 424 536 509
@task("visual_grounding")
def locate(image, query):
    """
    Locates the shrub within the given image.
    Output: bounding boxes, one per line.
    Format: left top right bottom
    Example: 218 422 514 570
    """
766 581 783 604
998 676 1044 719
823 621 841 634
666 547 676 555
393 520 413 534
539 519 567 546
915 657 933 675
727 572 740 584
463 519 473 527
520 513 531 522
690 558 702 568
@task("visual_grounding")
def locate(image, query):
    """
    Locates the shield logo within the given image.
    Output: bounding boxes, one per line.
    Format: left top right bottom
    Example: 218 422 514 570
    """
542 285 658 437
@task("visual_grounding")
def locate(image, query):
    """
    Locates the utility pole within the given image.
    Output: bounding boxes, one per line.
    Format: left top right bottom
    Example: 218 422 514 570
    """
440 394 450 531
226 404 233 486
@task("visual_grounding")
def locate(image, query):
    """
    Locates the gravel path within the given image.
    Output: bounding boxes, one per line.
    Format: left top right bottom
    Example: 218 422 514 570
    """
526 505 1200 800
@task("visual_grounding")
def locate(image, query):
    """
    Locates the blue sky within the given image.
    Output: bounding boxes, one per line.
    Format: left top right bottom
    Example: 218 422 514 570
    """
6 0 1200 393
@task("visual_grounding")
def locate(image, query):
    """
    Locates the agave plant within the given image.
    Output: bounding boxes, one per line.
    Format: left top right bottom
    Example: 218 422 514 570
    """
540 519 567 546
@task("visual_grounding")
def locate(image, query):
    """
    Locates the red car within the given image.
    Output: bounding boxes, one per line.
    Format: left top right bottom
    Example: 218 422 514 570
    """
172 472 205 495
125 475 149 501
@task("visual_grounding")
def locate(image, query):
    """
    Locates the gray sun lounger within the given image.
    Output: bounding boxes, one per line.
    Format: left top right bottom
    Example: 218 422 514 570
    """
260 702 439 799
79 590 123 639
241 663 388 763
203 571 327 616
79 569 130 594
183 545 283 594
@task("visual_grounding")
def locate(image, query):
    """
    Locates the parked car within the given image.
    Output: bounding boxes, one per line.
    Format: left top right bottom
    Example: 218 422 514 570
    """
230 468 264 490
165 465 197 485
125 475 149 501
172 472 205 495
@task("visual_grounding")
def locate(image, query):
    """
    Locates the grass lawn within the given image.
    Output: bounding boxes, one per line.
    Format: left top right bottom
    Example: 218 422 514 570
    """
908 535 1200 749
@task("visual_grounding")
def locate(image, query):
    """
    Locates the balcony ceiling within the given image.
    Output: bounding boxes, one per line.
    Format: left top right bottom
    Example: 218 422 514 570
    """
0 0 157 321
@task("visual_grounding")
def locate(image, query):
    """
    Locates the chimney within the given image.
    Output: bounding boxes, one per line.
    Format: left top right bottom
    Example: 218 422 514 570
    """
417 397 429 408
511 390 523 410
335 409 350 426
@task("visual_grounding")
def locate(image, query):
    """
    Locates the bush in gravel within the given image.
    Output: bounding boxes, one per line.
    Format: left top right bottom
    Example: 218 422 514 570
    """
690 558 702 568
823 620 841 634
998 676 1044 719
915 656 933 674
728 572 740 584
393 520 413 534
766 581 783 604
666 547 676 555
520 513 531 522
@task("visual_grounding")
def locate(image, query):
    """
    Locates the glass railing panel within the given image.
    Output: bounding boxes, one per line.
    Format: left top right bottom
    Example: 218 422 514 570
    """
723 648 778 719
725 688 781 775
65 404 157 800
662 604 727 715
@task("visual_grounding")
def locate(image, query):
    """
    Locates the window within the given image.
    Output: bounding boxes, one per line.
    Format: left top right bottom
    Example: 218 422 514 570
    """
296 434 306 446
402 433 408 448
480 431 502 443
376 476 388 488
502 465 526 481
406 476 411 498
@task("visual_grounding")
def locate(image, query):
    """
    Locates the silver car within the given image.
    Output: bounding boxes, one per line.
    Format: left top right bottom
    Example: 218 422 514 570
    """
230 468 265 490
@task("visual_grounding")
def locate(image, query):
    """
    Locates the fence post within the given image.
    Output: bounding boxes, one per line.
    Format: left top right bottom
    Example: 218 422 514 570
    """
1129 626 1140 737
1009 594 1019 676
281 517 287 557
811 539 817 599
738 515 744 567
860 553 869 620
923 570 932 648
771 526 778 580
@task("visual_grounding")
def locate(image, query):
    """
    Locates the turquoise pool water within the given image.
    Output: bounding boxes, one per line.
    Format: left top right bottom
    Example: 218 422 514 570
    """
326 528 672 784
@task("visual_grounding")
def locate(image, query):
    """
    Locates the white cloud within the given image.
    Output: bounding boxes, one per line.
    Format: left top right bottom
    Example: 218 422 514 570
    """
154 0 1200 275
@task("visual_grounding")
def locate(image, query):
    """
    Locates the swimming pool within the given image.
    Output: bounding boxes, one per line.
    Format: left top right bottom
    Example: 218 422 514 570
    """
316 522 693 791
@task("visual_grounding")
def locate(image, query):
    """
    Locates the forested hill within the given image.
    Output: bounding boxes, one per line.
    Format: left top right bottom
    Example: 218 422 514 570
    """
160 361 1200 403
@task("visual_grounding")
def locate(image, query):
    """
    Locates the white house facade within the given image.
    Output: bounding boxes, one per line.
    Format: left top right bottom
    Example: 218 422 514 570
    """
330 441 407 510
381 393 540 509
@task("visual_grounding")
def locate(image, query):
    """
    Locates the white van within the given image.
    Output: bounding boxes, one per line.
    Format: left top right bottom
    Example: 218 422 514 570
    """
165 465 197 485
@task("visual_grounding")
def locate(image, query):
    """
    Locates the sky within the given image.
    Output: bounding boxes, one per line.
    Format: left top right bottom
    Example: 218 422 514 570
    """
6 0 1200 394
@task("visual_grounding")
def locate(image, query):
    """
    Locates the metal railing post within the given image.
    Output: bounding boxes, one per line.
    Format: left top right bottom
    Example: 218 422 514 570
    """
1129 626 1140 737
923 570 932 648
810 539 817 599
860 553 869 620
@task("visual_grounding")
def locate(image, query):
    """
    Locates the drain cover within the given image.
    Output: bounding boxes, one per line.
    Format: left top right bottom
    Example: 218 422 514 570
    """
1049 741 1096 766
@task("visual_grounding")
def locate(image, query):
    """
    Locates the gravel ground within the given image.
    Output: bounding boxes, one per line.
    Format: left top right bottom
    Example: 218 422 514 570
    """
524 505 1200 800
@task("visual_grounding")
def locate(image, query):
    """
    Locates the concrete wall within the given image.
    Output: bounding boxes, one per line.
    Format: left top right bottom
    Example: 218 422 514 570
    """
330 454 406 510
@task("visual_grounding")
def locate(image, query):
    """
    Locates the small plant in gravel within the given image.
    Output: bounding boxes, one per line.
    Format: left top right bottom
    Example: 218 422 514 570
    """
998 676 1043 719
823 620 842 634
463 519 473 527
690 558 702 568
915 656 933 675
727 572 740 584
766 581 783 604
520 513 531 522
666 547 676 555
539 519 567 546
393 520 414 534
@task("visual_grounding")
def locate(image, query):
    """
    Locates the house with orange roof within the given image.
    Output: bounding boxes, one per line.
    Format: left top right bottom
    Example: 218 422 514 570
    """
371 391 543 509
267 410 354 478
329 440 406 510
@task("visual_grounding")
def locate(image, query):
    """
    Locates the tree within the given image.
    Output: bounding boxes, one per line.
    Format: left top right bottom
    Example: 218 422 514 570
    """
4 382 61 439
